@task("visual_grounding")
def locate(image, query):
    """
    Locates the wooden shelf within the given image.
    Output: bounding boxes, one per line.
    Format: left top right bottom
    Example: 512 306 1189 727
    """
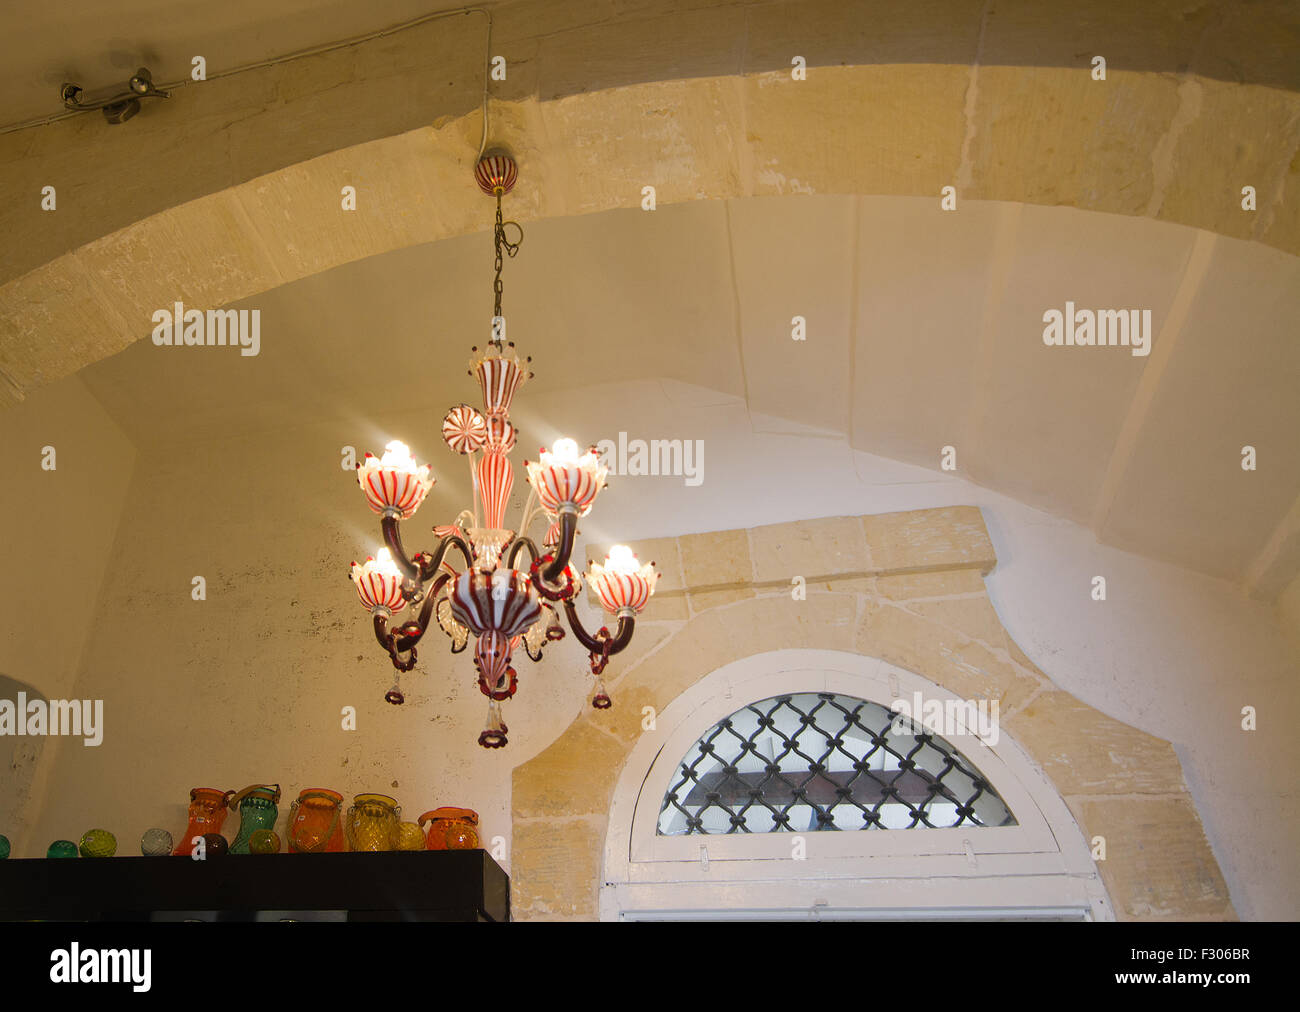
0 849 509 922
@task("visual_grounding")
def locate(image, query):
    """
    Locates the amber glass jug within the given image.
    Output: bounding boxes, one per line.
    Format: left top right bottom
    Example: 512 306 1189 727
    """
346 794 401 852
286 789 346 853
418 807 480 850
173 788 234 856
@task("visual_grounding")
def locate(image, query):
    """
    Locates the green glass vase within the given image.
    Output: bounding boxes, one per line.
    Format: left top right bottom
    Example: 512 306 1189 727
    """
229 784 281 855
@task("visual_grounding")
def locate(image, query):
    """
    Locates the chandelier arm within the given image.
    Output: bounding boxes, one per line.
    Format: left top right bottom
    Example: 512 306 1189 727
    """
415 532 474 582
505 536 539 570
390 646 419 672
380 516 422 582
394 574 448 652
373 612 419 670
521 504 550 541
517 485 538 533
560 598 635 655
373 612 394 651
542 512 578 583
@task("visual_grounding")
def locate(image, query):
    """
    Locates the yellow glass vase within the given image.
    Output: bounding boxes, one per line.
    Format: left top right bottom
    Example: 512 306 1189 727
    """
345 794 401 852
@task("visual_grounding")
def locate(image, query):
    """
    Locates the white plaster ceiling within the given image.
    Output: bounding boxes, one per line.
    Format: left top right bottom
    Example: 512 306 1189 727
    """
76 195 1300 594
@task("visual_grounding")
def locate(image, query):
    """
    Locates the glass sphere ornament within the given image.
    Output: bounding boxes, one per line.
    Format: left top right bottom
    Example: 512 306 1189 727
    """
200 833 228 858
79 829 117 858
141 828 173 856
248 829 281 855
0 834 10 859
47 840 79 859
397 822 426 851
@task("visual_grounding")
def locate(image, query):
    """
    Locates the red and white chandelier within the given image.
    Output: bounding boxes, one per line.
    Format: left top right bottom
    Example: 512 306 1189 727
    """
348 151 658 748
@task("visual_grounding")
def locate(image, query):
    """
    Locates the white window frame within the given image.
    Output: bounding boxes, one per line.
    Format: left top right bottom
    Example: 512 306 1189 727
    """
600 649 1113 921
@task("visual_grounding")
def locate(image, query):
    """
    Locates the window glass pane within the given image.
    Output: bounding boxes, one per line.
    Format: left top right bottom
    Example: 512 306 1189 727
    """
658 692 1016 835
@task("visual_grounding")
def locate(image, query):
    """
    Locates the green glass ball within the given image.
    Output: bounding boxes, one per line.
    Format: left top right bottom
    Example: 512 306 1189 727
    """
0 834 10 859
248 829 281 855
79 829 117 858
47 840 79 859
141 828 173 856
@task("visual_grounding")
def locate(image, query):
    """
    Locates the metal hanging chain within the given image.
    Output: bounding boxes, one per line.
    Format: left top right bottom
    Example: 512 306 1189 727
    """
492 192 523 327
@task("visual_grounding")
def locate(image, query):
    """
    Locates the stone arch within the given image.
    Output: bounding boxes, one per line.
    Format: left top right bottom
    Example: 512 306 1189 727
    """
3 61 1298 407
510 506 1234 920
601 648 1110 920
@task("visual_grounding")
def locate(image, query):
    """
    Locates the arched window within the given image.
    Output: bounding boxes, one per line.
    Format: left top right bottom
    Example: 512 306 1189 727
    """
602 650 1112 921
658 692 1016 835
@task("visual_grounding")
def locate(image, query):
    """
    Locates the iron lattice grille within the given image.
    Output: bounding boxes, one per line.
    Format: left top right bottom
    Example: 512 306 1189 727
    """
657 692 1016 835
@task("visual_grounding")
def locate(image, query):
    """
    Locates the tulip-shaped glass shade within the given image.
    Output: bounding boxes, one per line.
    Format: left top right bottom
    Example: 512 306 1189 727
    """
588 545 659 615
524 438 607 517
350 547 406 615
357 440 435 519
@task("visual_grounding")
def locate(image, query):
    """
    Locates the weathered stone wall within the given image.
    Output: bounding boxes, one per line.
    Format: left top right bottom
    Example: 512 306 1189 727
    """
0 676 47 851
511 505 1234 920
4 0 1299 406
6 0 1297 287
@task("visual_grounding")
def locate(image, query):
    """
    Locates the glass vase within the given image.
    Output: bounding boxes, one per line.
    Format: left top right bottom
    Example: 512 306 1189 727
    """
173 788 234 856
345 794 401 852
418 807 480 850
229 784 281 855
286 789 346 853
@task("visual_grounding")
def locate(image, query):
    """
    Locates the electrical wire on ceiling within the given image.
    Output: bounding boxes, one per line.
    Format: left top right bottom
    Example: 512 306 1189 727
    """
0 5 495 154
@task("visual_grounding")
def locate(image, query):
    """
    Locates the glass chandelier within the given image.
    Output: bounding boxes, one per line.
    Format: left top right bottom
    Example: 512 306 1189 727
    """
348 151 658 748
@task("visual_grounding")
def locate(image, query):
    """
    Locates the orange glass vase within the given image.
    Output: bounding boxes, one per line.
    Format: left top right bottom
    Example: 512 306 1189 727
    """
418 807 480 850
286 789 346 853
173 788 234 856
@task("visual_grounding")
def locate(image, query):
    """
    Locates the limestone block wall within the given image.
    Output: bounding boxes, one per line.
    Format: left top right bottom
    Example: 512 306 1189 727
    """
511 505 1233 920
4 0 1300 407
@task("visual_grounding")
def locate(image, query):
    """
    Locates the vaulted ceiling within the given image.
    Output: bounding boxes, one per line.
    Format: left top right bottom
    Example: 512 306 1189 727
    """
74 194 1300 596
3 0 1299 600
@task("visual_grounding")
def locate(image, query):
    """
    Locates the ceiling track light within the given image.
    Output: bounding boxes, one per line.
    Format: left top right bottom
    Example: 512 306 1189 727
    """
60 67 170 124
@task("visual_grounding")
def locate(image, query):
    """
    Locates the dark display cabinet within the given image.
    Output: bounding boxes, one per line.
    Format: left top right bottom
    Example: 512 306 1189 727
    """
0 849 509 922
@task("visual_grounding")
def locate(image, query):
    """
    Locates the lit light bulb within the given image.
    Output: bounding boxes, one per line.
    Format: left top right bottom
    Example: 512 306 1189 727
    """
549 438 581 465
380 440 417 469
373 547 403 578
605 544 639 576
